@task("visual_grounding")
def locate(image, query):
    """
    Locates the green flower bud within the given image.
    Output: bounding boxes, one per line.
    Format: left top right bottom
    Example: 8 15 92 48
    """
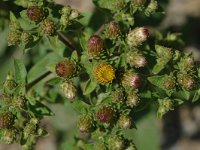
3 74 17 93
1 129 16 144
112 89 126 103
26 6 44 22
118 114 133 129
121 71 141 88
60 15 70 29
157 98 174 119
132 0 147 7
94 143 107 150
127 27 149 47
40 19 56 36
9 21 21 31
108 135 125 150
0 112 15 129
145 0 158 16
0 94 11 106
127 50 147 68
55 60 77 78
21 32 32 43
127 91 140 107
69 9 80 20
60 5 72 16
163 74 176 90
155 45 173 60
178 56 194 73
96 106 114 123
178 74 195 90
7 31 21 46
60 81 77 100
77 114 94 133
12 96 27 109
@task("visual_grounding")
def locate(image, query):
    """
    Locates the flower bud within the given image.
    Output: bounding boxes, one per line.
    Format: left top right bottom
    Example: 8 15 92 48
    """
118 114 133 129
69 9 80 20
40 19 56 36
60 15 70 29
94 143 107 150
112 89 126 103
55 60 76 78
87 35 104 58
121 71 141 88
9 21 21 31
114 0 126 10
21 32 32 43
23 123 36 138
145 0 158 16
105 21 121 40
127 50 147 68
26 6 44 22
155 45 173 60
0 94 11 106
127 91 140 107
157 98 174 119
178 57 194 73
94 63 115 85
132 0 147 7
77 114 94 133
0 112 15 129
96 106 114 123
163 74 176 90
108 135 125 150
127 27 149 47
7 31 21 46
3 74 17 93
1 129 16 144
178 74 195 90
60 80 77 100
12 96 27 109
60 5 72 16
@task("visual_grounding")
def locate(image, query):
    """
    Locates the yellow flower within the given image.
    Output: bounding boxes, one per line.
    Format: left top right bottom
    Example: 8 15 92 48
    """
94 63 115 84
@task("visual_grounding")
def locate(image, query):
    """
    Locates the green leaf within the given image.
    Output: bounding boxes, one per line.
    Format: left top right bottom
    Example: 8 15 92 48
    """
192 89 200 103
14 59 27 84
148 75 165 89
83 79 97 95
10 12 17 22
27 52 62 83
71 50 79 62
29 100 54 116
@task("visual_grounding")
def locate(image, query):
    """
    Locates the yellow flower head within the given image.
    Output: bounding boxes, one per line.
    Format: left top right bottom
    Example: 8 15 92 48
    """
94 63 115 84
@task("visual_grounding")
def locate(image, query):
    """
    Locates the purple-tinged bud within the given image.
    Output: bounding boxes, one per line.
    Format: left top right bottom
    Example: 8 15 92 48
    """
105 21 121 40
60 80 77 100
87 35 104 58
127 27 149 47
56 60 76 78
96 106 114 123
26 6 44 22
0 112 15 129
122 71 141 88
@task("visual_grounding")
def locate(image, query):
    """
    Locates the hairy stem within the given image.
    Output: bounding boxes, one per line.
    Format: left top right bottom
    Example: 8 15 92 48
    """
26 71 52 91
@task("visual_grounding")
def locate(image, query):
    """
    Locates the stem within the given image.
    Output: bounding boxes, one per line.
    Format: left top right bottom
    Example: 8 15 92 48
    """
58 32 76 50
26 71 51 91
